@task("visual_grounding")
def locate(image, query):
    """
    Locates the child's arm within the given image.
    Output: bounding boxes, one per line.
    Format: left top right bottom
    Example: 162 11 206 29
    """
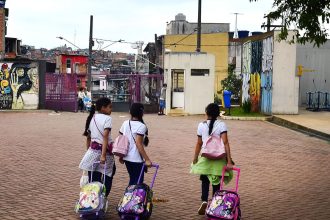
136 135 152 167
100 128 110 164
221 132 234 168
193 136 203 164
86 134 91 150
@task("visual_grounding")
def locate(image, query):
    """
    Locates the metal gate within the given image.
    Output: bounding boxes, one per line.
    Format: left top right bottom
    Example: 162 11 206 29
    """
44 73 78 112
93 74 164 112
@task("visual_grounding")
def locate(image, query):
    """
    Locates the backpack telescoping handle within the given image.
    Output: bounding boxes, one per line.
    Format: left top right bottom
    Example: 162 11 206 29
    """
137 163 159 189
91 161 107 185
220 166 240 193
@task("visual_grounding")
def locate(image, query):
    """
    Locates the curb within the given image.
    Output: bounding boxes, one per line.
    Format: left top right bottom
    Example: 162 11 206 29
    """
221 115 273 121
271 116 330 142
0 110 54 113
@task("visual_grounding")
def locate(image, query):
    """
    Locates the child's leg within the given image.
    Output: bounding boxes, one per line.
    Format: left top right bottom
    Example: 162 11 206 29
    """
88 171 102 183
125 161 144 185
200 175 210 202
103 164 116 197
212 183 220 195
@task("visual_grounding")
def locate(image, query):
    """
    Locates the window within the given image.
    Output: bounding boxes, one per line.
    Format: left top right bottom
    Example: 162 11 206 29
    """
191 69 210 76
66 59 71 69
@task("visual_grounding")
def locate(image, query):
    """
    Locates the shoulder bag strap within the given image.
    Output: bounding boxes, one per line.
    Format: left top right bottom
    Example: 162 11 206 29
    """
93 116 104 136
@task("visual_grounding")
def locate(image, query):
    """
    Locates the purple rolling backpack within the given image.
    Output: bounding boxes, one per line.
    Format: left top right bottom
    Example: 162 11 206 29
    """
206 166 241 220
117 163 159 220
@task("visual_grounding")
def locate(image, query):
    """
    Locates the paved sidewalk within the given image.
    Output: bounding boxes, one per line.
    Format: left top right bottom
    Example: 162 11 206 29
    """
274 108 330 140
0 112 329 220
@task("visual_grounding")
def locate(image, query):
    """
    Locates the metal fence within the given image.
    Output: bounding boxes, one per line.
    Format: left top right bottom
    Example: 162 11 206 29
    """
44 73 78 112
92 74 164 112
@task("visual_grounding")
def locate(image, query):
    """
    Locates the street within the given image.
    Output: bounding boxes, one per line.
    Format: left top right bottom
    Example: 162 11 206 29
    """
0 112 329 220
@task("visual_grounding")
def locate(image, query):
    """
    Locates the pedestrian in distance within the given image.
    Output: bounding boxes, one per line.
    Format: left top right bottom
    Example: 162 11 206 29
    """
118 103 152 185
79 97 116 197
190 103 234 215
78 87 85 112
158 83 167 115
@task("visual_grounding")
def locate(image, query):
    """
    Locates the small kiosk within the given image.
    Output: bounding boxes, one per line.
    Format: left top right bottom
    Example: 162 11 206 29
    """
164 52 215 115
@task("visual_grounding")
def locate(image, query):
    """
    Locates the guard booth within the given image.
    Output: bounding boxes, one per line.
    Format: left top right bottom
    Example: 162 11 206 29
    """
164 52 215 115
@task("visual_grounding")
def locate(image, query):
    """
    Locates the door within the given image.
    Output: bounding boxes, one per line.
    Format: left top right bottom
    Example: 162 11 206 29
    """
171 69 184 108
260 71 272 115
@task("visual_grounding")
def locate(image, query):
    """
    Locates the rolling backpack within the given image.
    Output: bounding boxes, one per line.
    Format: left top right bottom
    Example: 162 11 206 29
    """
75 161 108 218
206 166 241 220
117 163 159 220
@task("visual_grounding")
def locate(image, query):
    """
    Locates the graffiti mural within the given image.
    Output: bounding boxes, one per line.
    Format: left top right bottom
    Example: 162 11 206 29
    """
0 62 39 110
241 37 274 114
260 37 274 115
242 41 251 103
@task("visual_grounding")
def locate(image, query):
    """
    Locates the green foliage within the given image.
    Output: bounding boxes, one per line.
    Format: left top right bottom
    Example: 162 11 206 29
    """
225 106 265 117
250 0 330 47
214 94 221 104
220 64 242 102
242 99 252 113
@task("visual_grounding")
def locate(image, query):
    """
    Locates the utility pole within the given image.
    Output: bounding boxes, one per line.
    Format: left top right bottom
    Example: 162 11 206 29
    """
87 15 93 91
261 15 284 32
154 34 159 74
196 0 202 52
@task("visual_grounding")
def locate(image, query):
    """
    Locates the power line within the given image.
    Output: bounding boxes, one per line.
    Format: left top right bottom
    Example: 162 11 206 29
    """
165 29 197 49
164 43 237 47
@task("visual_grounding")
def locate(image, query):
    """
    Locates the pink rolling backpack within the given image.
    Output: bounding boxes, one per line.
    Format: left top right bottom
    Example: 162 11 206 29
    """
206 166 241 220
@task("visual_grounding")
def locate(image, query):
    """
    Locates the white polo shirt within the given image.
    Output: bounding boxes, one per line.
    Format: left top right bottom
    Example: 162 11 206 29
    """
120 120 147 163
89 113 112 145
197 120 227 148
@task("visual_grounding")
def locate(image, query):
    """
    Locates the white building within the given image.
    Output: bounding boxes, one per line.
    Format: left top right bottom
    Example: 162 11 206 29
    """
164 52 215 115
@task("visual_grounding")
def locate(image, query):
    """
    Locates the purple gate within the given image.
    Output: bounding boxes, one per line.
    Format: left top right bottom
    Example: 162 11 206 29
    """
44 73 78 112
92 74 164 112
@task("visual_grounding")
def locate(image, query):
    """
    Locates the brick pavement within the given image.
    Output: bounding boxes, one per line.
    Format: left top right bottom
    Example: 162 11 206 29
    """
0 112 329 220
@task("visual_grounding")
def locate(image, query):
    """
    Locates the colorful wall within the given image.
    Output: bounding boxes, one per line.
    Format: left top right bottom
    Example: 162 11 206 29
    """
241 31 299 115
165 33 228 96
0 62 39 109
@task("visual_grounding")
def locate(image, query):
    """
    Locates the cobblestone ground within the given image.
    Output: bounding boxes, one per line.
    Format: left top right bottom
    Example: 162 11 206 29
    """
0 111 329 220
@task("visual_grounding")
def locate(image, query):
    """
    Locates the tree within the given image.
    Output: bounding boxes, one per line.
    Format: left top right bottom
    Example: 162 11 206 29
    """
221 64 242 104
251 0 330 46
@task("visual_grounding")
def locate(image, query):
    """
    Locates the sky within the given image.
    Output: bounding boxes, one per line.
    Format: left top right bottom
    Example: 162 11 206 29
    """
5 0 275 53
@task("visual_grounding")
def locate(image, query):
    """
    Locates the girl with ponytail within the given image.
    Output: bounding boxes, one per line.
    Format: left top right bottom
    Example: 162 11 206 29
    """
191 103 234 215
79 97 116 197
118 102 152 185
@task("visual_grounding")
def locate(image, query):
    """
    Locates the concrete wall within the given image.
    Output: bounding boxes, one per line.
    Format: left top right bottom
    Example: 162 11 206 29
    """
164 33 228 96
164 52 215 114
297 41 330 105
272 31 299 114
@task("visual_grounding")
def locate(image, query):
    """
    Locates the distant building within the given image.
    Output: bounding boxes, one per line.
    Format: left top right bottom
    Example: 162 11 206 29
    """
56 53 88 88
166 13 229 35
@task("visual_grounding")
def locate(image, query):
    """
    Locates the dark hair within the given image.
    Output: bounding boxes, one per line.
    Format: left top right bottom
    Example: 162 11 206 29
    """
130 103 149 146
205 103 220 135
83 97 111 136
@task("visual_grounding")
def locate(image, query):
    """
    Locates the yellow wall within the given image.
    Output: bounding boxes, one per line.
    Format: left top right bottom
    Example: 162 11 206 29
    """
164 33 228 95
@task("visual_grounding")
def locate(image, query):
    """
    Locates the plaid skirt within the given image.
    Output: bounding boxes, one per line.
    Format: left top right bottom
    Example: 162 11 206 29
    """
79 148 115 177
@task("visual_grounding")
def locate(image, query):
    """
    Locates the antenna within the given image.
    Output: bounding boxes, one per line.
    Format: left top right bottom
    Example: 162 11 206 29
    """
232 13 243 39
74 27 77 45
